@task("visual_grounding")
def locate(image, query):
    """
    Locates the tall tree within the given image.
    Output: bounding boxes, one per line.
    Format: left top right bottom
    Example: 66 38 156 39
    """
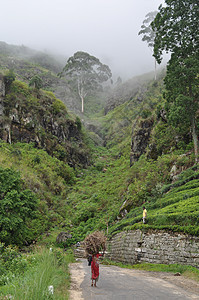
59 51 112 113
152 0 198 64
152 0 199 162
138 11 158 80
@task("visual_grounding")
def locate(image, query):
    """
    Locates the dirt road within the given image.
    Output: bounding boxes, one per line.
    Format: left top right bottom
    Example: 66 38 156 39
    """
69 259 199 300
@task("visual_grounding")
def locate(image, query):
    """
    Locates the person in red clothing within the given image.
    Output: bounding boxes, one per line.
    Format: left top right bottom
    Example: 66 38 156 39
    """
91 253 102 287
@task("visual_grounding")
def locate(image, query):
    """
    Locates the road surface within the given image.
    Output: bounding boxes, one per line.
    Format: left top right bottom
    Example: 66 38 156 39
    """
69 259 199 300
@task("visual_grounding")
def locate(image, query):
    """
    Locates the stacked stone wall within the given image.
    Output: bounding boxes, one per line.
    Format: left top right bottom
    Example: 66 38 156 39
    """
107 230 199 268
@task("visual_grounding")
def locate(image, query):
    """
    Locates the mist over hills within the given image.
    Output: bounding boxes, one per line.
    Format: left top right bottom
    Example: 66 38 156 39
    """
0 41 159 118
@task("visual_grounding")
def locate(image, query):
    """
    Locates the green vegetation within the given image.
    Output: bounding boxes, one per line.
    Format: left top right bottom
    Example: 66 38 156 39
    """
29 75 43 90
0 141 76 246
0 245 74 299
1 78 90 167
64 146 199 241
1 64 198 247
0 167 38 246
102 259 199 281
0 7 199 294
152 0 199 162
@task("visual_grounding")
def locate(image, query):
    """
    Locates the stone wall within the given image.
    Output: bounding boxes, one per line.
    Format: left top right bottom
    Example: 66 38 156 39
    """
107 230 199 268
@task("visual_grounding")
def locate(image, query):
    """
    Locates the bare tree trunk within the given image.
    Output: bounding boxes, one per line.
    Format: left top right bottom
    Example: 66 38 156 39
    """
78 78 86 113
81 95 84 113
154 58 157 81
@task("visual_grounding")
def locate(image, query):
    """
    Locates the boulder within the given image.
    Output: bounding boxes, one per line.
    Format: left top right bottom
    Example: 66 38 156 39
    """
130 118 154 165
56 232 72 243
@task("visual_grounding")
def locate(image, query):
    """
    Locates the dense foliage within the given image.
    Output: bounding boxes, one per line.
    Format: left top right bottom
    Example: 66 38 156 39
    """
0 167 38 246
0 141 76 246
152 0 198 64
0 245 74 299
152 0 199 161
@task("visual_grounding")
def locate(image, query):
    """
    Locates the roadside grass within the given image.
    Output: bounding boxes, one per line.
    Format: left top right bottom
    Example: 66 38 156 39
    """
0 247 75 300
102 259 199 282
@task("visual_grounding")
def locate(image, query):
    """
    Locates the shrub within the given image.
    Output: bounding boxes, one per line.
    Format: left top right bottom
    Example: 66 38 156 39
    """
29 75 43 90
51 98 67 115
0 247 74 299
0 243 28 286
0 167 38 246
3 70 15 94
75 116 82 130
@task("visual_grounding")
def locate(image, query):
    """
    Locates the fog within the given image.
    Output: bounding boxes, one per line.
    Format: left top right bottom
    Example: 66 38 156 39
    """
0 0 165 79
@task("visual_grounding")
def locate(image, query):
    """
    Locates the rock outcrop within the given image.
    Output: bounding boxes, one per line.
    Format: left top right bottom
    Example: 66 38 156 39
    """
130 118 154 166
0 76 90 168
56 232 72 244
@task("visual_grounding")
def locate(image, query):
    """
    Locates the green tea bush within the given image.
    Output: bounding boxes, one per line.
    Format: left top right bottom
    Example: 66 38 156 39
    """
161 170 199 194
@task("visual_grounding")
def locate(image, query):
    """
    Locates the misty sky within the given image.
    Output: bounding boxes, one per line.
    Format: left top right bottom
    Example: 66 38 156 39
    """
1 0 165 79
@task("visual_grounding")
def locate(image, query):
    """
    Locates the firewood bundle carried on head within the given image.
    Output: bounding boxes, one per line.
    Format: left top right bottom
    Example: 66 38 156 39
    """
83 231 106 256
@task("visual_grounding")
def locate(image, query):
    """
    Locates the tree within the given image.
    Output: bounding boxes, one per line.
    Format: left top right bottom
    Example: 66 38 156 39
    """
0 167 38 246
29 75 43 90
59 51 112 113
152 1 198 64
138 11 158 80
164 55 199 149
152 0 199 162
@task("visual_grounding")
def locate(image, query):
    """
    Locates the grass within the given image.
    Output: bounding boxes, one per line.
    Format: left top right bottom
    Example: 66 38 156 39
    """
102 259 199 281
0 247 75 300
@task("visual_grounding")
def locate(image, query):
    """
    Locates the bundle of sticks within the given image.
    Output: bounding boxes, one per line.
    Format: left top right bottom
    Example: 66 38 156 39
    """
83 231 106 255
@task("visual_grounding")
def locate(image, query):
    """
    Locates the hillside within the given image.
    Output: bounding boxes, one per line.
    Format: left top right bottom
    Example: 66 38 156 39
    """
0 61 91 246
0 41 82 115
0 42 198 249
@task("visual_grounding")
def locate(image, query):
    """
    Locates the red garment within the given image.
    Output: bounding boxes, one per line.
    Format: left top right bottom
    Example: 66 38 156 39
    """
91 254 101 280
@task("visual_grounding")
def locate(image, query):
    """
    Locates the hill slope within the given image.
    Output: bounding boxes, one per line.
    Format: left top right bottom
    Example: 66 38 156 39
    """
56 71 198 244
0 42 198 248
